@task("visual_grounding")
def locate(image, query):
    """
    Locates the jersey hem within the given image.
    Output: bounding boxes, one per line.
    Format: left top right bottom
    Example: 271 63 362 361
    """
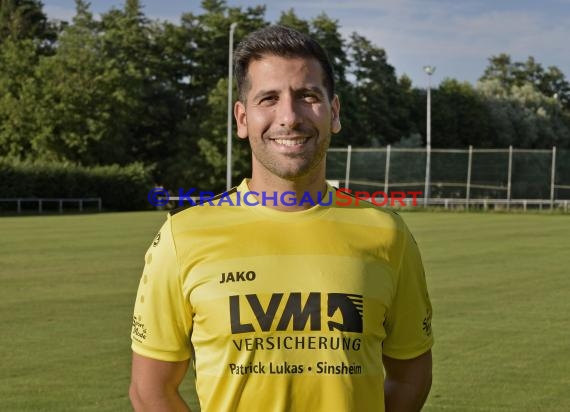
131 343 191 362
382 340 434 360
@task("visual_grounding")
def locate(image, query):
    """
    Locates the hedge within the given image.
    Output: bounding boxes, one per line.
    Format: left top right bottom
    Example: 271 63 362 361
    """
0 159 154 211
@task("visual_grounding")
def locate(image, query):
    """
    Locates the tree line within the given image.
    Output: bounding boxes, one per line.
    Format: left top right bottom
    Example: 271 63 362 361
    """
1 0 569 192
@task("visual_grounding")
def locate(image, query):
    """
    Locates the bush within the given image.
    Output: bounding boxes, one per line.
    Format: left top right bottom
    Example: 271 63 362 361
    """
0 159 154 211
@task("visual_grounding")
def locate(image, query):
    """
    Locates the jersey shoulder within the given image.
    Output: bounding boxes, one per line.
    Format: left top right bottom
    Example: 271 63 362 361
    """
331 187 408 231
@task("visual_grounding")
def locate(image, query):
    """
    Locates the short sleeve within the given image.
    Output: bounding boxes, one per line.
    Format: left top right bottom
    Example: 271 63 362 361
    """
382 226 434 359
131 215 193 361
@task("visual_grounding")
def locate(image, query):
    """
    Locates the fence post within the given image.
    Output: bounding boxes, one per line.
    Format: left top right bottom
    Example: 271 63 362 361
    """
384 145 391 195
17 199 21 214
79 199 83 212
345 145 352 190
59 200 63 214
550 146 556 210
98 198 102 212
39 199 43 214
507 145 513 211
466 145 473 209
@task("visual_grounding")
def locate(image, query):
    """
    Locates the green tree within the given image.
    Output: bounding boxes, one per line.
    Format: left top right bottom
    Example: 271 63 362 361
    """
29 0 111 163
0 38 42 158
98 0 187 173
194 78 251 188
430 79 493 147
310 13 348 85
171 0 266 190
19 0 191 182
480 53 514 89
480 54 570 109
181 0 266 105
277 9 309 34
347 32 411 146
478 79 570 148
306 13 361 147
0 0 60 51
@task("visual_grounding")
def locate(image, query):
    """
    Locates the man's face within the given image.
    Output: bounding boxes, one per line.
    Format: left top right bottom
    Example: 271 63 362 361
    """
235 54 341 182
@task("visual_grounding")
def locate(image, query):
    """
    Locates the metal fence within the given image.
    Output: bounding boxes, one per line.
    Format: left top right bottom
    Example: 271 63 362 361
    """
326 146 570 210
0 198 102 214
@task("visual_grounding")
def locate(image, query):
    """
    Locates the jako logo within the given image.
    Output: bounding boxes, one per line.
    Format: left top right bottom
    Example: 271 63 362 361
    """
229 292 363 334
220 270 256 283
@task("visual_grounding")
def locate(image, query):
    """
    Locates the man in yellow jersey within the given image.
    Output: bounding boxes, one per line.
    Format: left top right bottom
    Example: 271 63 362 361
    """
130 25 433 411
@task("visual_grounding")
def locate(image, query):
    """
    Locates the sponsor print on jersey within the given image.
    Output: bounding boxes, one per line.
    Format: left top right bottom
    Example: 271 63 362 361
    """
229 292 363 334
131 315 147 343
227 292 365 376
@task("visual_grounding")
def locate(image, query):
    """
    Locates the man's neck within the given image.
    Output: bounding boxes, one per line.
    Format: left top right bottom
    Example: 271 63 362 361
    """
247 172 328 212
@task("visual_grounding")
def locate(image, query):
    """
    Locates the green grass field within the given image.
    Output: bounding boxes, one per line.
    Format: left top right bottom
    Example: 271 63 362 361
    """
1 211 569 411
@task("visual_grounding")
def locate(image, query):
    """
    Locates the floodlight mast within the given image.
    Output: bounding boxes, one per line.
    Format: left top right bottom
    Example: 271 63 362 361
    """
423 65 436 207
226 22 238 191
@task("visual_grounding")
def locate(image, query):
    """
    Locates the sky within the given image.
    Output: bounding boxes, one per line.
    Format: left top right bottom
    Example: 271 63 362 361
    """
42 0 570 88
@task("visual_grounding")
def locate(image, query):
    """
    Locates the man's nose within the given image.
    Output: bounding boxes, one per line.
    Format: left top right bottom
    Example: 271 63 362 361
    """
276 95 301 129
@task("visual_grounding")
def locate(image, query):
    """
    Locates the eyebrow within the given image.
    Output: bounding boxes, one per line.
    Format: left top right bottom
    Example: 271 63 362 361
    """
251 85 326 102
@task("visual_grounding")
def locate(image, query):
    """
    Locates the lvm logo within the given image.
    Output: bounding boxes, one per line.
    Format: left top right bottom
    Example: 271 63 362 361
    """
229 292 363 334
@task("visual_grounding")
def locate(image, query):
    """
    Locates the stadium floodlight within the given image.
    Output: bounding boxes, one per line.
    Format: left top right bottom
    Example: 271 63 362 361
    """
227 22 238 191
423 65 436 207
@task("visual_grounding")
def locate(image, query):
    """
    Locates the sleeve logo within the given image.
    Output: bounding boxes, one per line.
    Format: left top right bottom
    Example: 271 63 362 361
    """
152 232 161 247
131 315 147 342
422 309 432 337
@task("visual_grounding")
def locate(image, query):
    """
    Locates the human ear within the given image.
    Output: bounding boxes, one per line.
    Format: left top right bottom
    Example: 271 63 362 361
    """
331 94 341 134
234 101 248 139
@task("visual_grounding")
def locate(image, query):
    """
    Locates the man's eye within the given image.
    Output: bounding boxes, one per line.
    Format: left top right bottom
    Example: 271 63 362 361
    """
259 96 277 104
302 94 319 103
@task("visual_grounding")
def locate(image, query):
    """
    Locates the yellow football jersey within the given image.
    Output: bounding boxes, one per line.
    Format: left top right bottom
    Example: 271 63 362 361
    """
131 179 433 411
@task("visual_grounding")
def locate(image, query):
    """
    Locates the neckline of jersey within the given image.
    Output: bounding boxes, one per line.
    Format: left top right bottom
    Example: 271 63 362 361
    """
237 179 334 220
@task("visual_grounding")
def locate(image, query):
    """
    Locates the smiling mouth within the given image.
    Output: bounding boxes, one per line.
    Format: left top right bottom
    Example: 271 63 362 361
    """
272 138 309 146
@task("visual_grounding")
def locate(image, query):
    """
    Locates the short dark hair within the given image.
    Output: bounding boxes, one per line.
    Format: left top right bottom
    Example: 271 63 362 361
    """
234 25 335 102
